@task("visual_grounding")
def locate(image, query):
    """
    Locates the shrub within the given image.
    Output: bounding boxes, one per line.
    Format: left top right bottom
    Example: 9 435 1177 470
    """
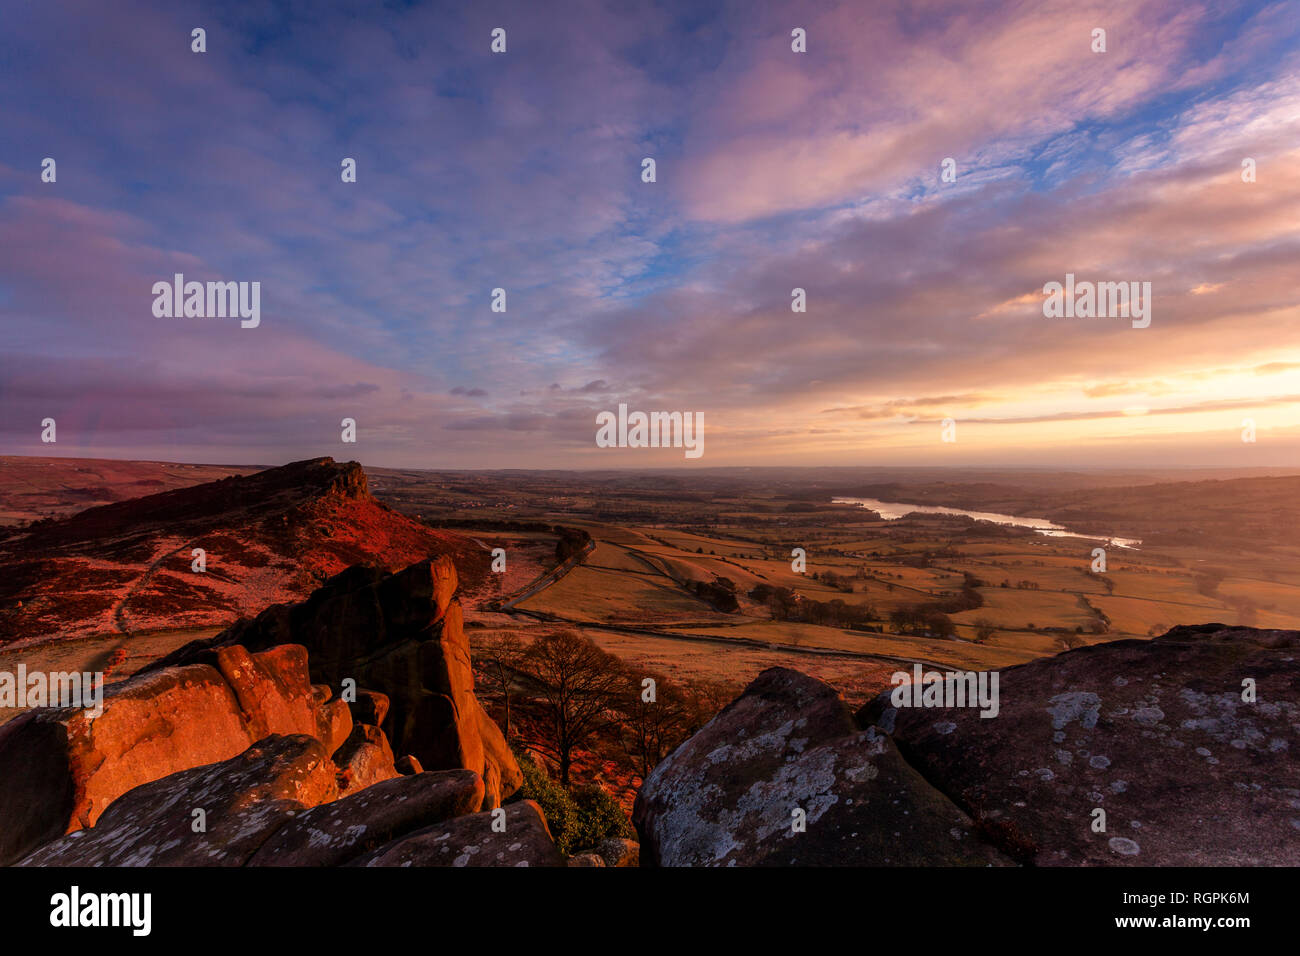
511 747 632 855
567 784 634 851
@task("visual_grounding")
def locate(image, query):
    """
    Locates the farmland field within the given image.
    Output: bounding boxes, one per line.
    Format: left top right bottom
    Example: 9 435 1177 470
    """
368 466 1300 702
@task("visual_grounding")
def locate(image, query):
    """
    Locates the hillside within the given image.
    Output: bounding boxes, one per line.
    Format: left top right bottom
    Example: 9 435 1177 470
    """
0 458 484 645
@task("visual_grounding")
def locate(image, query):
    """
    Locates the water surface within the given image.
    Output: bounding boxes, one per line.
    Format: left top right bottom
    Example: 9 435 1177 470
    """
832 496 1141 549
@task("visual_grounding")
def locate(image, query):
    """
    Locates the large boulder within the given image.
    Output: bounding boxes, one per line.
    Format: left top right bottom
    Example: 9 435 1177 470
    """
633 667 1010 866
869 624 1300 866
248 769 485 866
332 723 400 797
150 558 521 809
0 643 350 865
350 799 564 867
636 627 1300 866
18 735 339 867
19 740 495 868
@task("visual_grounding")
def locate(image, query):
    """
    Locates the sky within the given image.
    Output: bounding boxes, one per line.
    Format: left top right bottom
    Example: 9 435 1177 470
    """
1 0 1298 470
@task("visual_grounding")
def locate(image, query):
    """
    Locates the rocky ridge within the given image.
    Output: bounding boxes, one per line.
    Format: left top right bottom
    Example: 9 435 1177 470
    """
0 457 483 643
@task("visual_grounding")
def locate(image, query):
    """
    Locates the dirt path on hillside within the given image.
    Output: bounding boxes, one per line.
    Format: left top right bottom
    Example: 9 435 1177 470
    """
111 541 196 637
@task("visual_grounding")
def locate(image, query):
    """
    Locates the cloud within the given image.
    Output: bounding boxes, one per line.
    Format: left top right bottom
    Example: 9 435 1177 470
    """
924 393 1300 425
1 0 1297 467
822 395 1000 419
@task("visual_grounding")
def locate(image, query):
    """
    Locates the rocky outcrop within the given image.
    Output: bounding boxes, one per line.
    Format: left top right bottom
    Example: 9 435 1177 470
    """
17 735 522 867
868 624 1300 866
0 501 539 868
333 724 400 797
634 668 1008 866
150 558 521 809
0 458 482 643
1 550 523 865
247 769 485 866
636 626 1300 867
350 799 564 867
0 643 351 866
18 734 340 866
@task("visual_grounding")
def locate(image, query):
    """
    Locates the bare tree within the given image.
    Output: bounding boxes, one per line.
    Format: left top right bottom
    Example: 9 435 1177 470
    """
684 679 734 729
619 670 691 780
521 630 626 787
477 632 525 739
618 673 732 779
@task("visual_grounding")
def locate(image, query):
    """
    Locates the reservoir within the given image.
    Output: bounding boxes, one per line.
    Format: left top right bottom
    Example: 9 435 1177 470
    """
832 497 1141 549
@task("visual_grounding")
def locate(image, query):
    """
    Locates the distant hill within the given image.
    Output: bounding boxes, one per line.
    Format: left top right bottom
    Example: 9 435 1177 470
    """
843 474 1300 550
1034 475 1300 550
0 457 484 644
0 456 258 525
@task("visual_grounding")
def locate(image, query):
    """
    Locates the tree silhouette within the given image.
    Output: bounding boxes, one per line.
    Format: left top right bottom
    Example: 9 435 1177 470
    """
522 630 626 787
